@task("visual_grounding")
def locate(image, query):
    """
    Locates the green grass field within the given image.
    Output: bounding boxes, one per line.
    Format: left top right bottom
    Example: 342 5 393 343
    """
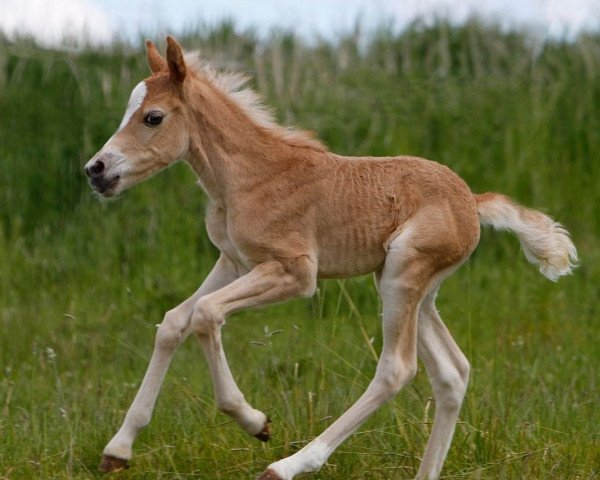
0 22 598 479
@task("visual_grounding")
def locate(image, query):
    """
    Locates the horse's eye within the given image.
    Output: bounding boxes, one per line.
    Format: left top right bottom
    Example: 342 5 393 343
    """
144 112 163 127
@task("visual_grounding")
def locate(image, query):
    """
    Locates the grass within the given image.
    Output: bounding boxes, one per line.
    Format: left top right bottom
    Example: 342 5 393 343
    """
0 21 599 479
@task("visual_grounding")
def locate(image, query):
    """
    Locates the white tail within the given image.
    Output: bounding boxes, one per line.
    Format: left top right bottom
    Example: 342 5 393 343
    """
475 193 578 281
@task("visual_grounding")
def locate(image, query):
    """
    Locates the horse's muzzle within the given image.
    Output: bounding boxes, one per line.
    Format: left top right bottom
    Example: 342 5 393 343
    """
89 174 120 196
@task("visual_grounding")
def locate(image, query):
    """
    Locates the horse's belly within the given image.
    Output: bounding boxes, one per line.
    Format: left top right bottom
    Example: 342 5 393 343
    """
316 243 386 279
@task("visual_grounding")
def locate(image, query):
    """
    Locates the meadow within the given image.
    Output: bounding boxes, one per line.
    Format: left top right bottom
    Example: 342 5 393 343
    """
0 21 598 479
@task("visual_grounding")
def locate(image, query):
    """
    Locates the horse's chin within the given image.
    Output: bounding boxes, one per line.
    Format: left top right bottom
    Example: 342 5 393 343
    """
98 189 119 199
90 174 122 198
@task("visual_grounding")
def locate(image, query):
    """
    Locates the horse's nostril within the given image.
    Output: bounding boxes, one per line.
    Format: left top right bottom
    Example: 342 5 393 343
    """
89 160 105 176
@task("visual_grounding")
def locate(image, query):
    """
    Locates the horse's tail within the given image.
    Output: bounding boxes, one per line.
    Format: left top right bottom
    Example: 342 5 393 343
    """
474 192 578 281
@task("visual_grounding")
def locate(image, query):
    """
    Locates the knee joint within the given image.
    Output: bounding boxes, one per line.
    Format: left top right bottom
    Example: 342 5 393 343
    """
191 298 223 336
155 310 187 350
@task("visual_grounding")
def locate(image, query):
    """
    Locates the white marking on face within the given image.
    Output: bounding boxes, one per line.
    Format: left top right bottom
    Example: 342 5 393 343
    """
118 81 147 131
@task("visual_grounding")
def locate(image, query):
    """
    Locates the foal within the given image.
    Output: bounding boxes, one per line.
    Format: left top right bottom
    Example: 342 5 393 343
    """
84 37 577 479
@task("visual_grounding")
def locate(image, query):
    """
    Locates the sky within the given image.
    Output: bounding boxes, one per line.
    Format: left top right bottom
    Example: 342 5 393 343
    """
1 0 599 48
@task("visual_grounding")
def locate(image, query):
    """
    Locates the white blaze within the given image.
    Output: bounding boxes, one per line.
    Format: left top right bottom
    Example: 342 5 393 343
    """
119 81 147 130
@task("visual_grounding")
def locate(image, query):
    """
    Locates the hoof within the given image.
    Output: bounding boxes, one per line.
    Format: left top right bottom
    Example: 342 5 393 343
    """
99 454 130 473
253 417 272 442
256 468 283 480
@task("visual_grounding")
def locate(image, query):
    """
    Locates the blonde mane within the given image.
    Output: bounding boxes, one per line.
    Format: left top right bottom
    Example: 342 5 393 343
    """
185 53 326 152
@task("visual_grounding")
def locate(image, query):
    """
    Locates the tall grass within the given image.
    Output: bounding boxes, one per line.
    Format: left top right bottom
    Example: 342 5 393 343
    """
0 22 598 479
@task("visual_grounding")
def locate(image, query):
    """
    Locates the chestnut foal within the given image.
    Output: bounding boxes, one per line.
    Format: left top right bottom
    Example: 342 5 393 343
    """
84 37 577 479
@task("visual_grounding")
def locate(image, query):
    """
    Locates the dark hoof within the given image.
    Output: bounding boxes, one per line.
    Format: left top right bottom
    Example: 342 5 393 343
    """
253 417 272 442
256 468 283 480
99 454 130 473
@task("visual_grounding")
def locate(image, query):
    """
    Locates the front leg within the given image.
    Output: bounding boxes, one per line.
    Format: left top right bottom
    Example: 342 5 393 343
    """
100 255 238 472
191 256 317 437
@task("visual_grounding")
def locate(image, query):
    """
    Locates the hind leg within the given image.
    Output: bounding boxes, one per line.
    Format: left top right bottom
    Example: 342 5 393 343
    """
416 288 470 479
258 230 441 480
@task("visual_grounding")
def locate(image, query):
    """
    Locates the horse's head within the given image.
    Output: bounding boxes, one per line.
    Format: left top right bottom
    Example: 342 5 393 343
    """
85 36 190 197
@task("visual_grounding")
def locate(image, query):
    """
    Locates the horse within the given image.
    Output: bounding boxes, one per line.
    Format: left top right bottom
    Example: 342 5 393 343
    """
84 36 577 479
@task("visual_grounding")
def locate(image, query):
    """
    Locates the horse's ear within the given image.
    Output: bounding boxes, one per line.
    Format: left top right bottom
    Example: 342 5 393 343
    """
166 36 186 83
146 40 167 73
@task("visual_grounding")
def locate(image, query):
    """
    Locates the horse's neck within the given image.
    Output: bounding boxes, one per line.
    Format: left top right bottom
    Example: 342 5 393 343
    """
183 80 326 204
185 108 283 204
